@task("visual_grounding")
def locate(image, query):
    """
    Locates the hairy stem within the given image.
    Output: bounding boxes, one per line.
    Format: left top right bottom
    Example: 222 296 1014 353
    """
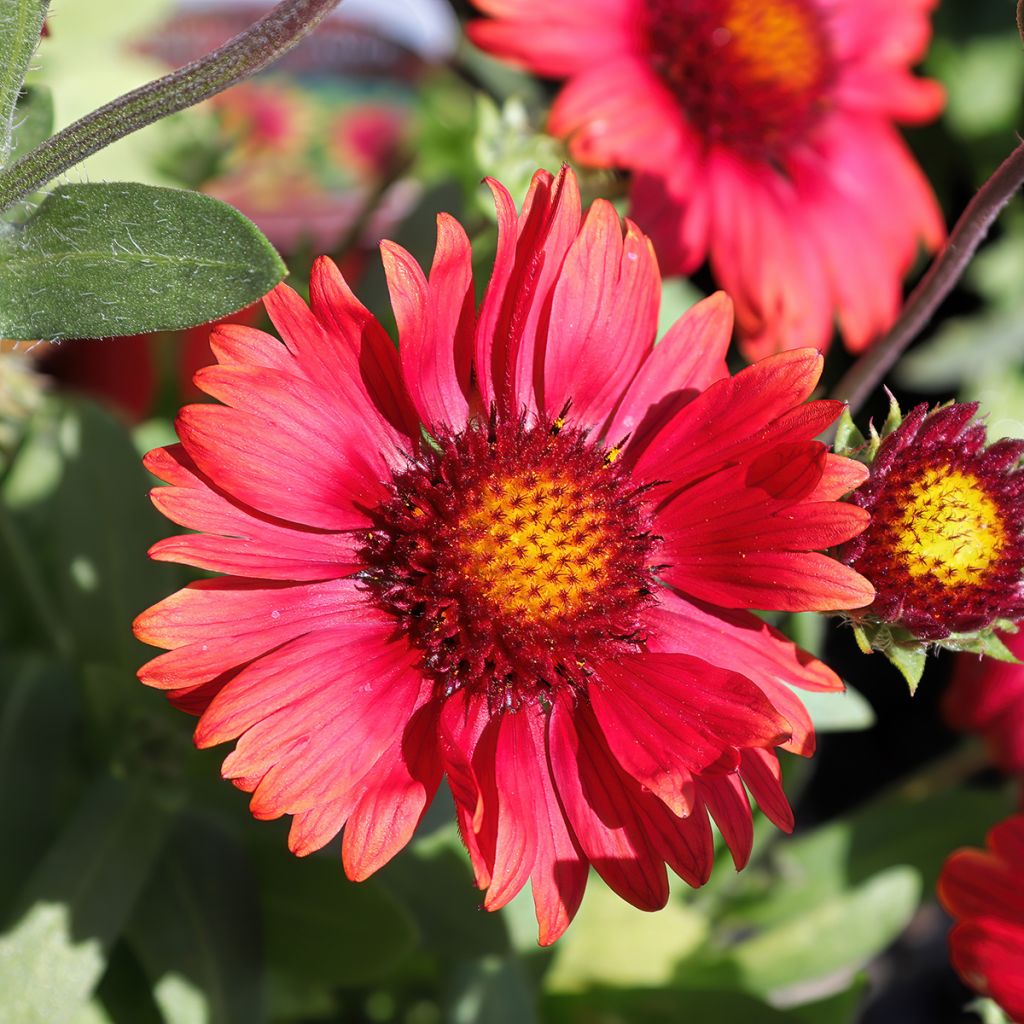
0 0 340 214
830 140 1024 417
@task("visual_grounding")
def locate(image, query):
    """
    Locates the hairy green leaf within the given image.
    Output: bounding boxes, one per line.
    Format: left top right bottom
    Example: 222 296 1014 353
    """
0 0 48 166
0 182 284 339
9 84 53 168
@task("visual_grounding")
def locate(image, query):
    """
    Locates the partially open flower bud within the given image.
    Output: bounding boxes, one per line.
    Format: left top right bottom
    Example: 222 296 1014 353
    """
836 401 1024 689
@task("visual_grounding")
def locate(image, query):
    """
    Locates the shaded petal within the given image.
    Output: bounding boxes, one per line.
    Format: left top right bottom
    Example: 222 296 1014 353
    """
382 215 474 432
342 695 445 879
308 255 421 441
475 168 582 421
606 291 732 452
588 652 790 816
543 203 660 429
549 699 669 910
629 349 831 486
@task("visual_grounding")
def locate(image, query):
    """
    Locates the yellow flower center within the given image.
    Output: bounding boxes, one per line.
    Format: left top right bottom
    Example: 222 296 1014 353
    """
457 472 613 622
895 468 1006 586
720 0 826 96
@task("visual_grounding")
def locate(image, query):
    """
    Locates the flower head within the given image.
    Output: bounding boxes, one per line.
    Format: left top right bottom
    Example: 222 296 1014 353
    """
134 167 872 944
938 814 1024 1023
467 0 944 356
841 403 1024 643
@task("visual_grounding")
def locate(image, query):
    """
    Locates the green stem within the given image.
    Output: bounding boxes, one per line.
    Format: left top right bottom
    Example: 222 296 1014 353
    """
829 140 1024 419
0 496 72 658
0 0 341 214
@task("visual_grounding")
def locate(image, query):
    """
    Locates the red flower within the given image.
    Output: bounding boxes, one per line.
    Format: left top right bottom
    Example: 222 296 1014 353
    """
841 404 1024 641
945 631 1024 777
467 0 944 358
938 814 1024 1022
134 167 872 944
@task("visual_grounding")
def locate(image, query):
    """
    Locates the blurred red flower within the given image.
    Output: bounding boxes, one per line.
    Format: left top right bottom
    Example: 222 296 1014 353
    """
945 631 1024 777
468 0 945 358
938 814 1024 1022
134 167 872 944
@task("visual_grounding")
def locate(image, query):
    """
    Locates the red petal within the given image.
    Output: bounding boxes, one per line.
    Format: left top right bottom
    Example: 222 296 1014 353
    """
588 653 790 816
382 215 474 432
549 699 670 911
308 255 421 442
342 696 444 880
543 203 659 428
607 291 732 453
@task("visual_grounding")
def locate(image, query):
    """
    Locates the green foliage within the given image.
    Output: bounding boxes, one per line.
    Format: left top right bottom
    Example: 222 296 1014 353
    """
0 0 48 165
0 183 285 339
0 777 170 1024
8 84 53 167
257 845 418 986
127 816 263 1024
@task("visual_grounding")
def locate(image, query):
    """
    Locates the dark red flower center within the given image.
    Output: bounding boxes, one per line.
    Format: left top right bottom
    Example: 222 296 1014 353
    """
363 418 659 706
842 406 1024 640
645 0 835 158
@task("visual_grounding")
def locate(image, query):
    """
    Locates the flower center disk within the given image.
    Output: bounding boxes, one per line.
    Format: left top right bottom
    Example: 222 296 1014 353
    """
894 468 1005 585
365 420 658 702
645 0 834 157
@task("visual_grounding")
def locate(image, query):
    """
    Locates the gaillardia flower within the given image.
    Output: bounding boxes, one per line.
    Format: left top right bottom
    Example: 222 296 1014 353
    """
938 814 1024 1022
467 0 944 357
134 167 873 944
841 403 1024 644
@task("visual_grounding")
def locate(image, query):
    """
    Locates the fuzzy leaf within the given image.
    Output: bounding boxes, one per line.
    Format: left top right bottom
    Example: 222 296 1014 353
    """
832 407 866 459
0 182 285 339
8 84 53 167
883 643 928 694
0 0 48 166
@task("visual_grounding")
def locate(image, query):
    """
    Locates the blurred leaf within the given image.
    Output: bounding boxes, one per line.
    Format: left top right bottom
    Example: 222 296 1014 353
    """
546 987 799 1024
90 940 164 1024
0 183 285 340
970 997 1015 1024
930 35 1024 139
896 309 1024 389
446 956 537 1024
0 776 170 1024
798 687 875 733
128 815 263 1024
733 786 1011 933
9 84 53 166
695 866 920 996
257 847 417 986
0 656 78 911
657 277 705 340
546 880 708 993
472 95 567 219
41 398 179 671
378 830 510 959
0 0 48 166
963 370 1024 441
788 974 867 1024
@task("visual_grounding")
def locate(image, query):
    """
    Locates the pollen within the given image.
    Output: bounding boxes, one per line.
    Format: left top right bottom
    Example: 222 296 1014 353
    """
645 0 834 157
457 472 614 622
894 469 1005 586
